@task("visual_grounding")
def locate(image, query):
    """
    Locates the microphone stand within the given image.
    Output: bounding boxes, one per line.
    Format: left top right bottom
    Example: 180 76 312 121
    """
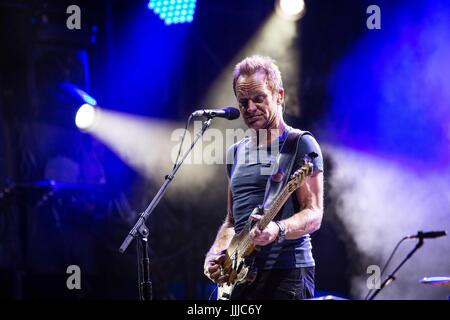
118 117 213 300
367 237 424 300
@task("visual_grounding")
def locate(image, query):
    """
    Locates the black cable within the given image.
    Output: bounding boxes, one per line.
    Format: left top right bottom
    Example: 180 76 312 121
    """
380 237 409 277
364 236 408 300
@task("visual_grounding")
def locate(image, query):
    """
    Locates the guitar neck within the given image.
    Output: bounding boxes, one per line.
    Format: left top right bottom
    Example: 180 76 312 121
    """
257 182 295 230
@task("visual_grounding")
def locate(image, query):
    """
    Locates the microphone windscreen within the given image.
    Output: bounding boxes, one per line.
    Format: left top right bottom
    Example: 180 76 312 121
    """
225 107 240 120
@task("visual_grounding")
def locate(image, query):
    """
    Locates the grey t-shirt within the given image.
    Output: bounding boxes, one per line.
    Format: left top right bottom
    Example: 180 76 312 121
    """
226 126 324 270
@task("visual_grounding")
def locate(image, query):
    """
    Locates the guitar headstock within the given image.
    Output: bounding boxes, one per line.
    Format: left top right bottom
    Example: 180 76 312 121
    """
287 152 317 192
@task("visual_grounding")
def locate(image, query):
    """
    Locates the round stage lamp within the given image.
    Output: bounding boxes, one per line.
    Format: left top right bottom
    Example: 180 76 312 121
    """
75 104 97 131
276 0 306 21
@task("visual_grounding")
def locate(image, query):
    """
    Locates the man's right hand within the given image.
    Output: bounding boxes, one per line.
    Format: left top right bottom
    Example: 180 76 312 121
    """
204 251 229 285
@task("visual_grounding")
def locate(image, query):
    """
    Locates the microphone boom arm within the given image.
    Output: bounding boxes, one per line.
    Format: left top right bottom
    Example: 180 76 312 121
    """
119 118 212 253
367 237 424 300
118 118 212 300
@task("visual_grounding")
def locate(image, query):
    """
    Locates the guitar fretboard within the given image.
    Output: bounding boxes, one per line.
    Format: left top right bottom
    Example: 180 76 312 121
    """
233 164 312 259
257 175 301 230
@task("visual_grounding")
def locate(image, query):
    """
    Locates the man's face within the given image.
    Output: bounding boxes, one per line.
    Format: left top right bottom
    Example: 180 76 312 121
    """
235 71 282 130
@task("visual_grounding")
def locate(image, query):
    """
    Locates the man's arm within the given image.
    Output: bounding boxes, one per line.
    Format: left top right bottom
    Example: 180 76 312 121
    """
204 183 235 283
251 171 324 245
283 171 324 239
205 183 235 255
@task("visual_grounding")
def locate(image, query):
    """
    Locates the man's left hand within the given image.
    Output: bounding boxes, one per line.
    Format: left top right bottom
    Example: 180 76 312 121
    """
250 214 280 246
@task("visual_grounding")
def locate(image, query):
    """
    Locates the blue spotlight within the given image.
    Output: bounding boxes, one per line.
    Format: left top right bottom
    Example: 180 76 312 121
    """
60 82 97 106
148 0 196 25
80 93 97 106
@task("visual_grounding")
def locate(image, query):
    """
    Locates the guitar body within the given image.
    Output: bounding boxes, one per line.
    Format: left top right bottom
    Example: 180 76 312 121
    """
217 219 257 300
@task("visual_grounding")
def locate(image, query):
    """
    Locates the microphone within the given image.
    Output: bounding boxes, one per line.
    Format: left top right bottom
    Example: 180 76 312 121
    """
406 230 447 239
192 107 240 120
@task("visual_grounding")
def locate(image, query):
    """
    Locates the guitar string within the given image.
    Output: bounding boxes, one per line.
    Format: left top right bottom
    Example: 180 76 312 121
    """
222 166 312 277
236 183 292 253
223 184 291 271
224 170 309 271
228 172 304 260
231 188 289 260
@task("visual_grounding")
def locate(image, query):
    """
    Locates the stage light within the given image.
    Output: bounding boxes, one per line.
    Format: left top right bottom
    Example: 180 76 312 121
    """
148 0 196 25
75 104 97 131
80 93 97 106
202 13 300 117
60 82 97 106
275 0 306 21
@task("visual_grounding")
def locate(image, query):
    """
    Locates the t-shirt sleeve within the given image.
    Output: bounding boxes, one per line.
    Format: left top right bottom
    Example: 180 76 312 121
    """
226 143 237 178
295 134 324 174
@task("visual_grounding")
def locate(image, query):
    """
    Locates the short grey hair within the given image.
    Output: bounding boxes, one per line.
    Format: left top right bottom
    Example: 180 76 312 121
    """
232 55 283 95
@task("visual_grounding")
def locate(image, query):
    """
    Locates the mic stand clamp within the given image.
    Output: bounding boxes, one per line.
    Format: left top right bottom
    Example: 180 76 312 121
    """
367 237 424 300
118 117 213 300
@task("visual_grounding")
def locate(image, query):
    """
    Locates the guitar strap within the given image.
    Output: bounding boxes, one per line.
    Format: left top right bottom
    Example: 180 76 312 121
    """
262 129 311 210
